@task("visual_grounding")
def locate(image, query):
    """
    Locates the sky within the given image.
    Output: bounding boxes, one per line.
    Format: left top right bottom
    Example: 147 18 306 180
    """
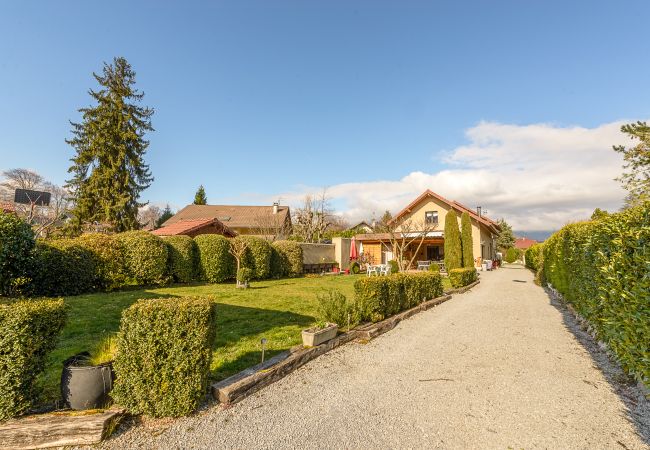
1 1 648 234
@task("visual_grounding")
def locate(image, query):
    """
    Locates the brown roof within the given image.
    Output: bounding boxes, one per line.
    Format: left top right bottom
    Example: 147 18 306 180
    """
162 204 290 229
152 218 236 237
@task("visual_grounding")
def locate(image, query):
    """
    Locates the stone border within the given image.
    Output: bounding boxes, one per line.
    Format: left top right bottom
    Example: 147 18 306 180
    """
444 279 480 295
212 288 466 405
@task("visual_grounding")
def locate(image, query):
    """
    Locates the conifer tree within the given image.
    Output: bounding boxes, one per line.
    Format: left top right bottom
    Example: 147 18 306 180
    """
444 210 462 271
66 57 154 232
460 212 474 268
194 185 207 205
155 204 174 228
496 218 515 250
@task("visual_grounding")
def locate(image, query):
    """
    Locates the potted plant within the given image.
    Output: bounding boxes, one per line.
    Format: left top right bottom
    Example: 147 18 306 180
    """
236 267 252 289
61 335 115 410
301 321 338 347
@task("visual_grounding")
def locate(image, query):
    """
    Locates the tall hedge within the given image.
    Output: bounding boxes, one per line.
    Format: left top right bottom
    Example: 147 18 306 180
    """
0 298 67 421
164 235 198 283
460 212 474 268
273 240 303 277
112 297 217 417
116 231 170 285
541 202 649 386
448 267 477 288
524 243 543 272
505 247 521 263
31 240 97 296
195 235 235 282
74 233 127 290
444 210 462 271
0 212 35 297
235 236 272 280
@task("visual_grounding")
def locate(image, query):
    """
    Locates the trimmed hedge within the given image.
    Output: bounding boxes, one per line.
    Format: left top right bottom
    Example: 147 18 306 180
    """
195 235 235 282
0 298 67 421
272 240 303 277
444 210 462 271
112 297 217 418
0 212 35 297
116 231 170 285
524 243 543 272
236 236 272 280
460 211 474 268
75 233 127 290
448 267 478 288
32 240 97 296
541 203 650 386
505 247 521 263
354 272 443 322
164 236 198 283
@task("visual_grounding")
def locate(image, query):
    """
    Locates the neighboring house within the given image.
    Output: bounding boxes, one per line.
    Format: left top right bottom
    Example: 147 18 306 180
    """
1 201 16 214
514 237 538 251
152 217 237 238
158 202 291 239
348 221 374 233
355 190 501 267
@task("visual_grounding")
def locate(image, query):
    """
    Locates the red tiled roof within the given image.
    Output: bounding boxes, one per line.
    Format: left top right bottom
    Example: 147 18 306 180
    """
152 218 236 237
514 237 538 250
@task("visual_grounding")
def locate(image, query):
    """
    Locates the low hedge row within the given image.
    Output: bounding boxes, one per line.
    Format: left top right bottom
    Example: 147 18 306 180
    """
195 235 235 283
164 235 198 283
112 297 217 418
0 212 35 297
524 243 543 272
116 231 170 285
541 202 649 386
272 240 303 277
354 272 443 322
237 236 272 280
0 298 67 421
448 267 478 288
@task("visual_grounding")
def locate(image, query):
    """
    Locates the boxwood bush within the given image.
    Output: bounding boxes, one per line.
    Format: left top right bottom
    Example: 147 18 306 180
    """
195 235 235 282
74 233 127 290
236 236 272 280
31 240 97 296
354 272 443 322
112 297 217 418
272 240 303 277
524 243 543 272
0 212 35 297
116 231 170 285
0 298 67 421
505 247 521 263
164 235 198 283
448 267 478 288
542 202 649 386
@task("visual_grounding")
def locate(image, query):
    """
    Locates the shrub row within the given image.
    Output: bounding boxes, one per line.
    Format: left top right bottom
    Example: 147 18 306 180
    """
0 212 35 297
504 247 522 263
112 297 217 418
524 243 543 272
540 202 649 386
448 267 478 288
0 298 67 421
354 272 443 322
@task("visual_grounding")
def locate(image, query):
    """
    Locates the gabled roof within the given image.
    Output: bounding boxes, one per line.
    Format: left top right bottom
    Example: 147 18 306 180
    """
162 204 290 229
391 190 500 233
349 221 373 231
514 237 538 250
152 218 236 237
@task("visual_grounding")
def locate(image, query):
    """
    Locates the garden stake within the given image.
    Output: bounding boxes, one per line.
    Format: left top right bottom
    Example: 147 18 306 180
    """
261 338 267 363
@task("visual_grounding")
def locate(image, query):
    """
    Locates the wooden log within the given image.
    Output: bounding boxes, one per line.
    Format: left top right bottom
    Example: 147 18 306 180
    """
0 408 125 450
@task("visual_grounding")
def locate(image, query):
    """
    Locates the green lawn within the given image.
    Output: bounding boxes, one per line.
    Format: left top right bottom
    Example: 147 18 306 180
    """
39 274 452 404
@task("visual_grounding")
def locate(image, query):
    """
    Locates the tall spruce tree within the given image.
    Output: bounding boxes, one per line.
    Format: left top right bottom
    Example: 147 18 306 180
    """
496 218 515 250
613 121 650 208
66 57 154 232
194 185 207 205
155 204 174 228
444 210 462 271
460 212 474 268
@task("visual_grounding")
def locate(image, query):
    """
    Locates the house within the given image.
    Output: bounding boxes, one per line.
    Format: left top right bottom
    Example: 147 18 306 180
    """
157 202 291 239
355 190 500 267
514 237 538 251
348 221 374 233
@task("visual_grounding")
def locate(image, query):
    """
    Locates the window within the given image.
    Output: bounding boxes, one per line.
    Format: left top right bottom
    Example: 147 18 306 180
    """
425 211 438 225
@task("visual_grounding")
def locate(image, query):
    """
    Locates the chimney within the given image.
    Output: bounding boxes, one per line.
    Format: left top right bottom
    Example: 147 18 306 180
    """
272 202 279 214
476 206 482 217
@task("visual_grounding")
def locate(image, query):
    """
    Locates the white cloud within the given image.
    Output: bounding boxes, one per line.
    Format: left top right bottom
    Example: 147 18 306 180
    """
274 119 634 231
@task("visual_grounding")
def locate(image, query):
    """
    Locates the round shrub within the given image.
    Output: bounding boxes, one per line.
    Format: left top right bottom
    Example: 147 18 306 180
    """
32 239 97 296
195 234 235 283
505 247 521 263
164 236 198 283
350 261 360 274
237 267 253 283
388 259 399 274
0 212 35 297
272 240 303 277
116 231 169 285
428 263 440 273
74 233 127 290
235 236 272 280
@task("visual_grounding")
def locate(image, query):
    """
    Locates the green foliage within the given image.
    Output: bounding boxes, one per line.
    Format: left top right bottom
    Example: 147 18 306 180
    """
444 210 462 271
428 263 440 273
74 233 127 290
272 240 303 277
164 235 198 283
116 231 169 285
195 235 235 282
0 298 66 421
0 212 35 297
496 218 515 250
460 212 474 268
354 272 443 322
316 289 357 328
524 243 543 272
156 204 174 228
387 259 399 274
193 185 207 205
350 261 360 274
542 202 650 386
237 267 253 283
236 236 272 279
505 247 521 263
112 297 217 417
31 240 97 296
66 57 154 233
613 121 649 208
448 267 477 288
591 208 609 220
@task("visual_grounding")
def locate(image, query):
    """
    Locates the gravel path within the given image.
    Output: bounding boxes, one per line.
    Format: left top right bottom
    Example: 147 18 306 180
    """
102 266 649 449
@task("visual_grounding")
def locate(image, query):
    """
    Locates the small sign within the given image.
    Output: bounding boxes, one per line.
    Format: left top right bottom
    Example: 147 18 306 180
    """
14 189 51 206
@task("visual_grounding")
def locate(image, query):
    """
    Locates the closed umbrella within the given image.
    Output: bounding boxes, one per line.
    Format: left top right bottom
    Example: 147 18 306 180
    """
350 237 358 260
359 242 364 255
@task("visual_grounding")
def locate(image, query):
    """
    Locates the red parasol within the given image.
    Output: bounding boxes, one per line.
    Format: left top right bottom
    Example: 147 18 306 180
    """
349 236 358 260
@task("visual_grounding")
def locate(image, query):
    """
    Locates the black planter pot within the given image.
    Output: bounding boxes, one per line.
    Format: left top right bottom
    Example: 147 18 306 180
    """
61 352 114 410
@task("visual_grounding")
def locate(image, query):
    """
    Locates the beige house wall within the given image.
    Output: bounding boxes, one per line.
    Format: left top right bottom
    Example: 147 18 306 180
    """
300 243 336 265
332 237 352 270
394 197 450 233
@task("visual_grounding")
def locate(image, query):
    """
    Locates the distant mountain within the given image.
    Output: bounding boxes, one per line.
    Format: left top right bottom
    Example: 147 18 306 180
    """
513 230 555 242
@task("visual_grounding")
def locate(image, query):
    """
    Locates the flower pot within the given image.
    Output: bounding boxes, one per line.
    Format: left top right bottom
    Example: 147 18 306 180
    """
301 323 338 347
61 352 114 410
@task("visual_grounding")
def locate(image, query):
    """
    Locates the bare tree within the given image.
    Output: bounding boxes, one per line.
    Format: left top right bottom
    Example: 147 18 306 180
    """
36 183 73 238
377 218 439 271
229 238 249 287
138 205 161 230
291 189 334 243
252 209 290 242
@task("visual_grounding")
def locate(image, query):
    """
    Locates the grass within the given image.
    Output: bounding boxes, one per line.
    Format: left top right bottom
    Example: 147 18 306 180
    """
39 274 453 404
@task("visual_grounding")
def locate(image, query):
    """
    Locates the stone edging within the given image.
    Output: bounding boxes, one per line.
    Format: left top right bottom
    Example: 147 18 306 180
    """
212 287 469 405
444 279 480 295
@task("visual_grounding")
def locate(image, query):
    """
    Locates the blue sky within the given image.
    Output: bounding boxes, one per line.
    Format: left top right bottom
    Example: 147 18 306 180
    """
0 1 648 230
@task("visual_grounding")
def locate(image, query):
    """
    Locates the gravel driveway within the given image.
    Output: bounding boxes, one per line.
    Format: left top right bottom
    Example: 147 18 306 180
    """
102 265 649 449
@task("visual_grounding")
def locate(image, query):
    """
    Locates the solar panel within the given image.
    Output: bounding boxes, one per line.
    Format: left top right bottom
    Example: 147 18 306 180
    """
14 189 51 206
